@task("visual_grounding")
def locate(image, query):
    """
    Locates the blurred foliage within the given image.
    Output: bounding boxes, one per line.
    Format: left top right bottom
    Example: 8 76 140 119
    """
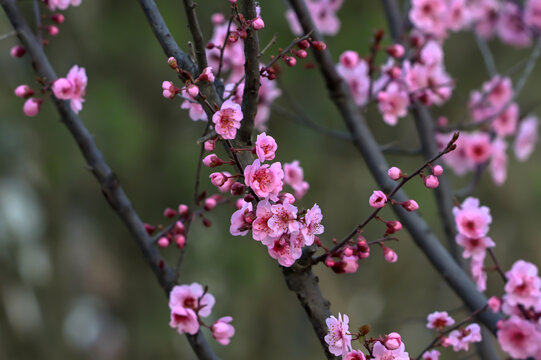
0 0 540 359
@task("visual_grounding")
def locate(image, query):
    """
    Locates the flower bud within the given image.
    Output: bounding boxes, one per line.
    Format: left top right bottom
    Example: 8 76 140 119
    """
178 204 189 216
175 221 185 233
10 45 26 58
488 296 501 313
202 154 223 168
204 197 217 211
211 13 225 24
383 246 398 263
175 234 186 248
51 13 65 24
311 41 326 51
298 40 310 49
251 17 265 30
284 56 297 67
144 223 156 235
14 85 34 99
432 165 443 176
402 200 419 212
168 57 178 69
45 25 59 36
204 139 216 151
387 166 402 181
386 220 402 234
424 175 439 189
386 44 405 58
158 237 170 248
295 49 307 58
164 208 177 218
23 98 42 117
384 332 402 350
230 182 245 195
186 83 199 98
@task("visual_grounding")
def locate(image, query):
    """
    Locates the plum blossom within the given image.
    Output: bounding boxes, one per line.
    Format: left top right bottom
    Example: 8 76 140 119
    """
436 132 475 175
497 316 541 359
268 202 299 236
455 234 495 260
372 340 409 360
181 89 207 121
514 116 539 161
23 98 42 117
377 82 410 126
489 138 508 186
422 349 440 360
369 191 387 208
169 283 215 317
212 100 243 140
453 197 492 239
169 306 199 335
286 0 342 36
491 104 518 137
244 159 284 201
471 254 488 292
252 200 275 244
52 65 87 113
48 0 81 11
284 161 309 199
446 323 482 351
211 316 235 345
266 232 302 267
409 0 448 38
255 132 277 162
497 2 532 47
301 204 324 246
464 132 492 164
336 51 370 105
344 350 367 360
230 201 254 236
504 260 541 309
525 0 541 30
426 311 455 329
325 313 352 356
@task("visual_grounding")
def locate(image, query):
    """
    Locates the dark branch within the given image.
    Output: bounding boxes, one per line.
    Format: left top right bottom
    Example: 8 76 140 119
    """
182 0 208 71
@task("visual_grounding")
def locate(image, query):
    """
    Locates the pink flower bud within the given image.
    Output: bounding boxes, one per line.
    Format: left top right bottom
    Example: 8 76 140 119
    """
168 57 178 69
243 194 254 203
228 0 237 3
198 67 215 82
163 208 177 218
386 220 402 234
339 50 359 68
158 237 170 248
211 316 235 345
298 40 310 49
14 85 34 99
324 257 335 267
251 17 265 30
343 247 353 256
162 80 180 99
202 154 223 168
23 98 42 117
10 45 26 58
210 172 228 187
311 41 327 51
284 56 297 67
178 204 189 216
386 44 405 58
186 83 199 97
52 78 75 100
51 13 65 24
211 13 225 24
295 49 307 58
228 31 239 43
202 218 212 227
383 246 398 263
230 182 245 196
205 197 217 211
387 166 402 181
402 200 419 212
432 165 443 176
175 221 185 233
175 234 186 248
388 66 402 79
357 240 370 259
384 332 402 350
144 223 156 235
204 139 216 151
437 116 448 127
369 190 387 208
424 175 439 189
45 25 59 36
488 296 501 313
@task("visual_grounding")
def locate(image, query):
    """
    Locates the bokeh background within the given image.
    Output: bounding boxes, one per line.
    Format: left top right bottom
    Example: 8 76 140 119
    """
1 1 541 359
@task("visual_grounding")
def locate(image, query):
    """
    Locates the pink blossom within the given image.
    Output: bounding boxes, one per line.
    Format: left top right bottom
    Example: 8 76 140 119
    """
497 316 541 359
372 340 409 360
344 350 367 360
255 132 277 162
48 0 81 11
266 233 302 267
10 45 25 58
169 306 199 335
212 100 243 140
286 1 341 36
422 349 440 360
251 17 265 30
169 283 215 317
210 172 235 192
23 98 42 117
402 200 419 212
211 316 235 345
455 234 495 260
472 0 500 38
447 0 472 31
492 104 518 137
252 200 275 244
525 0 541 29
14 85 34 99
301 204 324 246
464 132 492 164
244 159 284 201
268 202 299 236
388 167 402 180
52 78 75 100
386 44 405 58
284 161 310 199
324 313 352 357
230 201 253 236
206 22 245 73
426 311 455 329
453 197 492 239
334 255 359 274
383 247 398 263
369 191 387 208
497 2 532 47
65 65 87 113
446 323 482 351
198 67 215 82
202 154 223 168
424 175 439 188
157 237 169 248
432 165 443 176
377 82 410 126
384 332 402 350
488 296 502 313
186 83 199 98
437 132 475 175
181 89 207 121
489 138 508 186
420 40 444 68
337 53 370 105
471 254 487 292
504 260 541 309
409 0 448 38
514 116 539 161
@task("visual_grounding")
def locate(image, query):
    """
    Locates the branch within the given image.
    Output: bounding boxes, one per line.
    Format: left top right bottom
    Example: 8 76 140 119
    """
1 1 218 358
474 33 497 77
182 0 208 70
286 0 502 335
380 0 402 42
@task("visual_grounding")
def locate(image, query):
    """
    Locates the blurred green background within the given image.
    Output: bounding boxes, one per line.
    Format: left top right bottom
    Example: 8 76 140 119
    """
1 0 541 359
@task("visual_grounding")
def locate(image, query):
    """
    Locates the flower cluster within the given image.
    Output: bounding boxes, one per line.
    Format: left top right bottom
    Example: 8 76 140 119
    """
286 0 343 36
424 310 482 356
453 197 494 291
168 283 235 345
324 313 409 359
495 260 541 359
52 65 88 113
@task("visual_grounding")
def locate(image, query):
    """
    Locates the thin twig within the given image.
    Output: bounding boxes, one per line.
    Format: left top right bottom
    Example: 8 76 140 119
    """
263 30 313 70
217 13 234 79
182 0 208 71
475 33 497 77
0 29 16 41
